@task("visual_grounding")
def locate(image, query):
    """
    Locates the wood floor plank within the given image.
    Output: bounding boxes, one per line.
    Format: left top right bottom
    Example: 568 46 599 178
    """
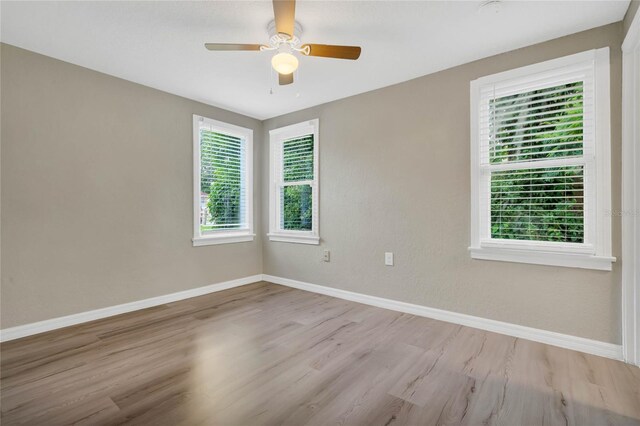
1 281 638 425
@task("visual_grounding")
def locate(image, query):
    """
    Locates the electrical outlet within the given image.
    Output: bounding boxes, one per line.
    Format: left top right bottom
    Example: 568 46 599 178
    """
385 252 394 266
323 250 330 262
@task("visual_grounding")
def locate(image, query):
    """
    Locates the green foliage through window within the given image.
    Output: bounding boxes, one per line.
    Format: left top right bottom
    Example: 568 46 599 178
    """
200 130 245 232
281 185 313 230
491 166 584 243
281 135 314 230
489 81 585 243
283 135 314 182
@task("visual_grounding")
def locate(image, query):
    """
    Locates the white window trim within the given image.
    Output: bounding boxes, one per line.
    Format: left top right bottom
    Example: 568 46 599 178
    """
268 119 320 245
192 115 254 246
469 48 614 271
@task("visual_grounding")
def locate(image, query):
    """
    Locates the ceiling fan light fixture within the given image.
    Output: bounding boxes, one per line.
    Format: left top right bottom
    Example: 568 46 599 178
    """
271 52 299 75
204 0 361 86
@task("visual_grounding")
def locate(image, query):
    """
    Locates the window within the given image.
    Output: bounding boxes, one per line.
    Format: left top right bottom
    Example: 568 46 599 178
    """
470 48 614 270
192 115 253 246
269 119 319 244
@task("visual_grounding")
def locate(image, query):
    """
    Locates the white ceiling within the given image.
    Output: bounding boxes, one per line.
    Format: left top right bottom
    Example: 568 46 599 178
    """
1 1 630 120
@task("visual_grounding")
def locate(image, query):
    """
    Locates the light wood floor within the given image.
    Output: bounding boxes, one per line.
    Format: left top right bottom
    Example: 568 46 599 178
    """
1 282 639 425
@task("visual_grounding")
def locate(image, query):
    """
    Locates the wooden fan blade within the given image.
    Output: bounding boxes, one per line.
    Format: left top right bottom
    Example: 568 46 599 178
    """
273 0 296 39
279 73 294 85
204 43 264 51
302 44 361 60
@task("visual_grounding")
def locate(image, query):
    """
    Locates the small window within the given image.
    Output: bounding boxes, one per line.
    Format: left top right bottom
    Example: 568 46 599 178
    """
193 115 253 246
470 48 614 270
269 119 319 244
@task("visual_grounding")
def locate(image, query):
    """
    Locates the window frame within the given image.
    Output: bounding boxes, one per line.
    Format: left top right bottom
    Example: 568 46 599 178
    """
268 119 320 245
192 115 254 246
469 48 614 270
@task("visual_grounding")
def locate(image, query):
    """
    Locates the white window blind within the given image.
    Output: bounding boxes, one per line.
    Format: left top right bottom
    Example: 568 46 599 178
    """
200 129 247 230
480 75 592 244
269 120 320 245
193 116 254 246
281 135 314 231
470 49 613 270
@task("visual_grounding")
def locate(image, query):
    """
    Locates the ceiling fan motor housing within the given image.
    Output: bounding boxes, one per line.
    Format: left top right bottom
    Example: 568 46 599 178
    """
267 20 303 48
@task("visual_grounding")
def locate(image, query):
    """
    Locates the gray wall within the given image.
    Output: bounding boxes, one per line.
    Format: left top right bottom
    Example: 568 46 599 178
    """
262 23 623 344
0 44 263 328
1 22 626 343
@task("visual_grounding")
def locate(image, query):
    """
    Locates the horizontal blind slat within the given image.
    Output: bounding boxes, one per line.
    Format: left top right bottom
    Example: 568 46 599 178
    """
489 164 585 243
283 134 314 183
484 82 584 105
199 128 248 231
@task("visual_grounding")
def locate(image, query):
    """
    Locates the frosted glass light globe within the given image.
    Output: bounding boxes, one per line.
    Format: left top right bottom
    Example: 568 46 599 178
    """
271 52 299 75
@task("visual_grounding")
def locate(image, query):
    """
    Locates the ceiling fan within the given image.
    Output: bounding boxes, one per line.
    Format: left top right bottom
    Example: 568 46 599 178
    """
204 0 362 86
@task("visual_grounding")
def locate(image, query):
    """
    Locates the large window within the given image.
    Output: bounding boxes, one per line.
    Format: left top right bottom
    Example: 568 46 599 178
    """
470 49 614 270
193 115 253 246
269 119 319 245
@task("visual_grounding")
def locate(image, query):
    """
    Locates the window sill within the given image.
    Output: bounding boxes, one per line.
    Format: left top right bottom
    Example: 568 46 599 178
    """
268 233 320 245
193 233 255 246
469 246 615 271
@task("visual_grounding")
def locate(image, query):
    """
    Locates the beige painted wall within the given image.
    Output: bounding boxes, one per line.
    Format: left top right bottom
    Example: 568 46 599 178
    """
0 44 263 328
0 22 626 343
262 23 623 344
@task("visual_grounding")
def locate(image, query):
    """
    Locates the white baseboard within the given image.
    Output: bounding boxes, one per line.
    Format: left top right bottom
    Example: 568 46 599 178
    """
1 273 624 362
263 274 624 361
0 275 263 342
